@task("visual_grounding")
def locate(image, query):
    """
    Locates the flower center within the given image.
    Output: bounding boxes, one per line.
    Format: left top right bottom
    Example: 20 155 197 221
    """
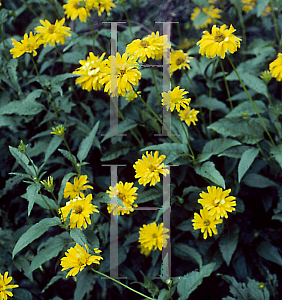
118 68 126 78
152 233 158 238
214 31 225 43
73 185 81 192
118 192 126 201
148 164 156 172
204 220 210 226
176 57 185 65
140 40 149 48
74 205 83 214
26 42 33 52
48 25 55 34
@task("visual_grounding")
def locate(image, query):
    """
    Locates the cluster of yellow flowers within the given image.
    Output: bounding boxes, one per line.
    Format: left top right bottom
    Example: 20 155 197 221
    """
192 186 237 239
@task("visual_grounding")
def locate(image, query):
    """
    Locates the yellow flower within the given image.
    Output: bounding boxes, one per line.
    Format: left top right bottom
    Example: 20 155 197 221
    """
138 245 152 256
242 0 256 13
73 52 107 91
51 124 65 137
106 181 138 215
35 18 71 47
192 209 223 239
198 186 236 219
170 49 191 74
179 106 199 126
191 5 222 29
125 90 140 101
196 24 241 59
126 31 169 63
162 86 191 112
10 31 41 58
269 53 282 81
91 0 116 16
59 194 99 229
133 151 169 186
139 223 169 251
60 244 103 277
101 52 141 97
0 272 18 300
63 0 93 22
64 175 93 199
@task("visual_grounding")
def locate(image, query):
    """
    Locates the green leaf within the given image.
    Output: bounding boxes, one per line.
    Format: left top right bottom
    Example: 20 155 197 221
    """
135 189 163 204
193 12 210 27
29 232 69 273
272 214 282 222
7 58 21 93
238 148 259 182
256 241 282 266
12 217 61 258
177 263 215 300
58 149 77 164
44 135 63 162
26 183 41 216
70 228 88 250
0 90 44 115
198 138 241 162
77 121 100 162
9 146 37 176
256 0 270 16
270 144 282 169
101 147 131 161
242 173 278 188
158 289 170 300
74 271 95 300
248 278 270 300
195 161 225 188
174 243 203 268
12 288 33 300
58 172 76 204
51 73 77 86
21 192 57 211
219 225 239 266
226 101 266 118
240 73 268 97
220 274 248 299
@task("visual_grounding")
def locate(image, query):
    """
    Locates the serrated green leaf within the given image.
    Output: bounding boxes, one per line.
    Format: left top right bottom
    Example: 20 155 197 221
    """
26 183 41 216
158 289 170 300
51 73 77 86
77 121 100 162
136 189 163 204
193 12 210 27
7 58 21 93
44 135 63 162
74 271 95 300
174 243 203 268
12 217 61 258
70 228 88 250
226 101 266 118
195 161 225 188
242 173 278 188
270 144 282 170
101 147 131 161
240 73 268 97
219 225 239 266
177 263 215 300
256 241 282 266
58 148 77 164
238 148 259 182
248 278 270 300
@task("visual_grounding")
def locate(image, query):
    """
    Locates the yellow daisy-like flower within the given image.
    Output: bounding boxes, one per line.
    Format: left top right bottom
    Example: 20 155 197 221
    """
59 194 99 229
106 181 138 216
91 0 116 16
192 209 223 239
73 52 107 91
64 175 93 199
138 245 152 257
63 0 93 22
170 49 191 74
139 222 169 251
179 106 199 126
162 86 191 112
35 18 71 47
10 31 41 58
101 52 141 97
133 151 169 186
269 53 282 81
60 244 103 277
198 186 236 219
196 24 242 59
191 5 222 29
0 272 19 300
126 31 169 63
242 0 256 13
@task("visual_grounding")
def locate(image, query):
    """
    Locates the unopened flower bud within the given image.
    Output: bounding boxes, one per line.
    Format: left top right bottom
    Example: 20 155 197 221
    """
41 176 54 192
51 124 65 138
242 111 248 119
18 140 27 154
258 282 265 290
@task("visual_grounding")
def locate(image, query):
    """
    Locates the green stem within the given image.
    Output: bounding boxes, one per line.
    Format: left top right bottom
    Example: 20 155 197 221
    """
0 24 8 60
179 118 195 165
149 59 162 106
219 58 233 110
237 7 247 55
208 60 217 125
270 0 281 51
121 3 133 38
51 190 65 225
63 136 81 176
90 268 155 300
227 55 275 145
266 87 281 142
39 190 57 216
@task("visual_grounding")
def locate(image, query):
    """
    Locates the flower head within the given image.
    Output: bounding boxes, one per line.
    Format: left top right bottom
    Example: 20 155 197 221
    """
73 52 107 91
139 223 169 251
198 186 236 219
51 124 65 137
179 106 199 126
191 5 222 29
106 181 138 215
125 90 140 101
41 176 54 192
192 209 223 239
126 31 169 63
269 53 282 81
91 0 116 16
260 70 272 84
60 194 99 229
170 49 191 74
63 0 92 22
133 151 169 186
101 52 141 97
35 18 71 47
196 24 241 59
10 31 41 58
60 244 103 277
162 86 191 112
64 175 93 199
0 272 18 300
138 245 152 257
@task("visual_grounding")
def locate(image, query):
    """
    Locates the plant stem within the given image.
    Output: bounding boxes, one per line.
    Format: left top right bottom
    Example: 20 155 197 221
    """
121 3 133 38
0 24 8 60
149 59 162 106
227 55 275 145
208 60 217 125
90 268 155 300
179 118 195 165
219 58 233 110
237 7 247 56
270 0 281 51
63 136 81 176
